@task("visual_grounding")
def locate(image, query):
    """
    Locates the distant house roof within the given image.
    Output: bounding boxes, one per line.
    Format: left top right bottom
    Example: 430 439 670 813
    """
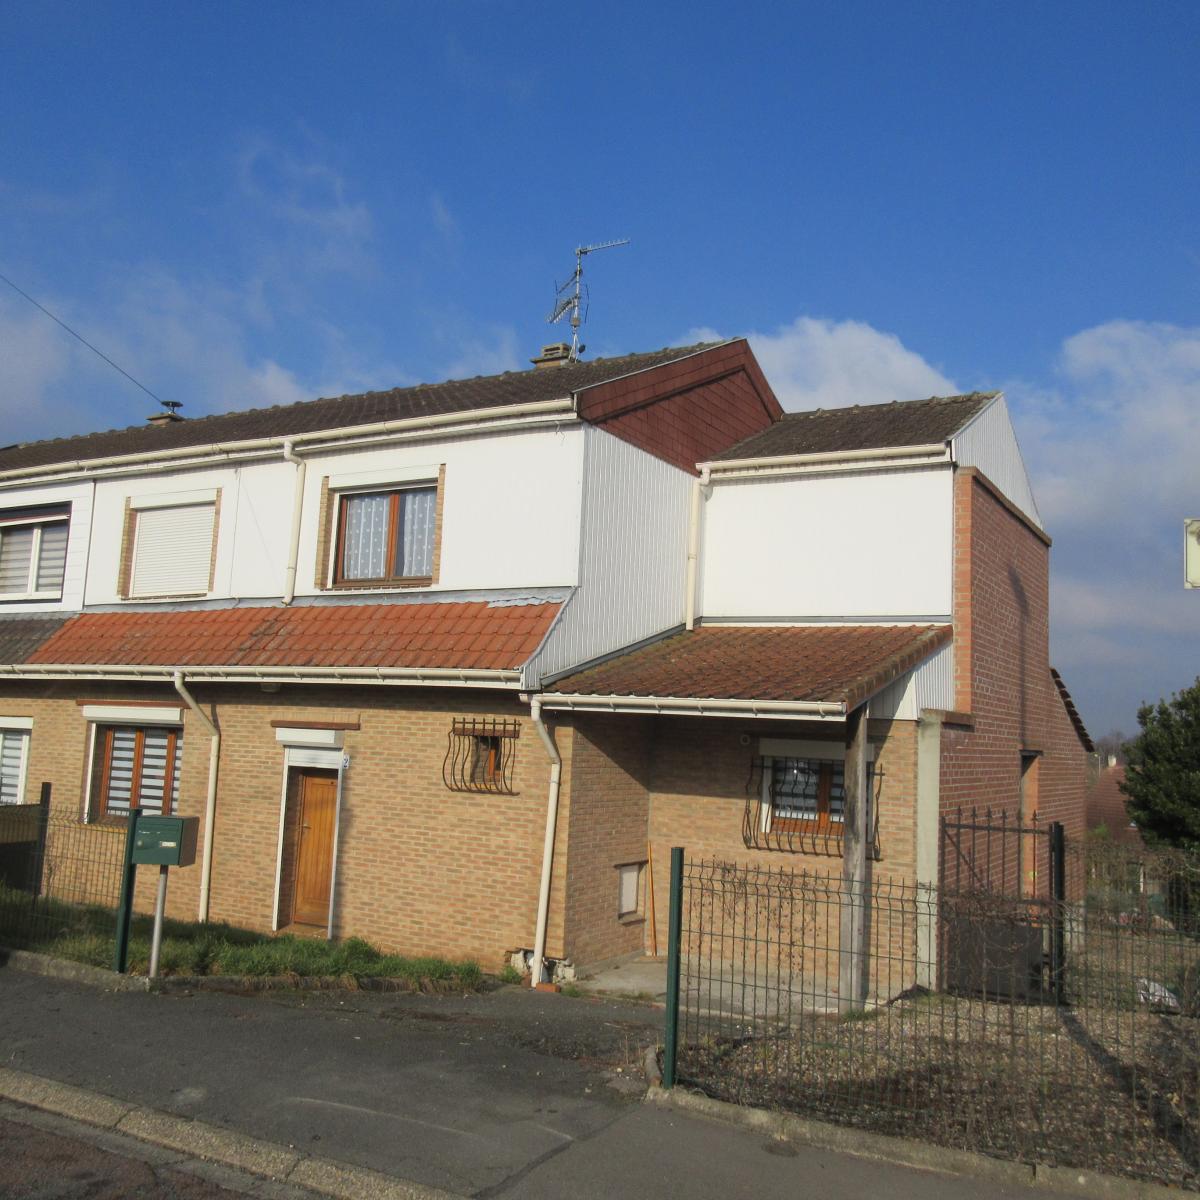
0 342 728 474
1087 765 1143 848
710 392 997 461
18 601 561 673
548 624 952 708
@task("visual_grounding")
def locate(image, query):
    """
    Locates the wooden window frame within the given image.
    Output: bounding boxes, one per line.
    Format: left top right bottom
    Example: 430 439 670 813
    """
0 505 70 602
766 758 846 836
330 483 440 589
89 724 182 822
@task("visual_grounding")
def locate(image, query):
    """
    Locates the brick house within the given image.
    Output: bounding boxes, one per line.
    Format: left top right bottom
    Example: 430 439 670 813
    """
0 337 1090 981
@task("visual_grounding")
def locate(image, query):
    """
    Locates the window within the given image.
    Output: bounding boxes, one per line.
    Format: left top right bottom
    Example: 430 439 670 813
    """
334 486 436 585
617 862 645 918
0 724 31 805
90 725 182 820
769 758 845 830
443 718 518 793
0 506 69 600
128 501 217 597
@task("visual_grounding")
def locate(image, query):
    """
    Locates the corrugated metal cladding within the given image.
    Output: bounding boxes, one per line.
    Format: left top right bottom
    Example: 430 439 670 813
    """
525 427 690 684
868 642 954 719
952 396 1042 528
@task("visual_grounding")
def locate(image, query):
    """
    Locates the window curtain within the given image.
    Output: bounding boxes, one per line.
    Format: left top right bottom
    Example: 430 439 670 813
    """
342 493 390 580
0 730 26 805
0 527 33 593
35 523 68 592
102 727 182 816
397 488 436 577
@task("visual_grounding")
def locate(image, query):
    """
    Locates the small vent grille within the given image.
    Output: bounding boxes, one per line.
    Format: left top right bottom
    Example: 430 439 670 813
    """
443 718 520 794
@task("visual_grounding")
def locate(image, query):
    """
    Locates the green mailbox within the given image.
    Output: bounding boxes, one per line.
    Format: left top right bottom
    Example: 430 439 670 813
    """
131 815 199 867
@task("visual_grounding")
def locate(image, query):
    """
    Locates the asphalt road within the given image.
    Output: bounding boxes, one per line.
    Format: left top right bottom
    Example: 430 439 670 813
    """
0 968 1047 1199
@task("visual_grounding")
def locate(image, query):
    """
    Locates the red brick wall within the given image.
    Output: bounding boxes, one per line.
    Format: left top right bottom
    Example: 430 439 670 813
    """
941 470 1088 885
577 340 781 474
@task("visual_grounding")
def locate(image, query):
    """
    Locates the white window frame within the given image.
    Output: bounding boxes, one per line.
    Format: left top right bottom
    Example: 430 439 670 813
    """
0 509 70 602
0 717 33 806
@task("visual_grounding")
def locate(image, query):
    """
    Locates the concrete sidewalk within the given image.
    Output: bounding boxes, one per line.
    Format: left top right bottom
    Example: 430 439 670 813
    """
0 964 1059 1199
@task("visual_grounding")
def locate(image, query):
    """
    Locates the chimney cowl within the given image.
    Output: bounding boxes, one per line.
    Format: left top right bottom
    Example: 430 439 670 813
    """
530 342 573 369
147 401 184 425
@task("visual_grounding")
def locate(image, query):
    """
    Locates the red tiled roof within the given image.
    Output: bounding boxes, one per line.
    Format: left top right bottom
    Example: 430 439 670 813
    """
548 624 952 707
1087 765 1144 848
23 602 561 672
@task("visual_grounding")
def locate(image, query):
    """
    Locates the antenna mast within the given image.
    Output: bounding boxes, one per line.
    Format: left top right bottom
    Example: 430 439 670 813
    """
547 238 630 360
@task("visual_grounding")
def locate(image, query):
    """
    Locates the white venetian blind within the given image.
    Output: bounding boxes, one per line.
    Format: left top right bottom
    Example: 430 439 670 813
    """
0 527 34 594
35 522 68 593
0 730 27 804
131 504 215 597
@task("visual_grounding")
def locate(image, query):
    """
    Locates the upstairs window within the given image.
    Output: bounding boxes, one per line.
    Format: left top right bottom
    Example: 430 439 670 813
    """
125 494 218 598
0 506 69 601
334 486 436 585
90 725 182 820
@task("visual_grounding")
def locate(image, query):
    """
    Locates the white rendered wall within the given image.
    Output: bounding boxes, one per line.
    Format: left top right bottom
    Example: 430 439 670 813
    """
0 480 94 612
700 467 954 619
526 427 691 683
952 396 1042 529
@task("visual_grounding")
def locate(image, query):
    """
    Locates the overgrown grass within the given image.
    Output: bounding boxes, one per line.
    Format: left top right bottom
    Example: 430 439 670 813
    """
0 883 482 989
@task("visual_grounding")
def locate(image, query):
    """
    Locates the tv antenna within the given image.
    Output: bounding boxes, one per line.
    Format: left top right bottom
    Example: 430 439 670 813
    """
547 238 630 360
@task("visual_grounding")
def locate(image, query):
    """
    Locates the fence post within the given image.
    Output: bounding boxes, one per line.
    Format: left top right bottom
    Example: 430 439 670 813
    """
662 846 684 1089
113 808 142 975
1050 821 1066 1004
31 783 51 898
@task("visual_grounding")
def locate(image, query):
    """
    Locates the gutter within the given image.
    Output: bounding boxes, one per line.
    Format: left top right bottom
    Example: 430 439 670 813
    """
538 693 846 720
699 442 950 481
0 663 522 688
280 440 306 606
528 695 563 987
0 398 579 489
172 672 220 923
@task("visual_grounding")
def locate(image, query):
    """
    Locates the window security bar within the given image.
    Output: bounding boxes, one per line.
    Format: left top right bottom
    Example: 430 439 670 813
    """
443 717 520 795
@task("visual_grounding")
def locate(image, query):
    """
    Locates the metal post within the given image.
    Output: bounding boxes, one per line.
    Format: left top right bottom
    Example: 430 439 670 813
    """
1050 821 1066 1004
662 846 684 1089
148 865 169 979
113 808 142 975
31 782 51 898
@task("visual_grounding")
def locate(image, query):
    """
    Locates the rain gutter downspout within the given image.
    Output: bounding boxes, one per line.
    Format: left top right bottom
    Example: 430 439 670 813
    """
281 440 306 605
173 672 220 923
684 466 710 631
529 696 562 987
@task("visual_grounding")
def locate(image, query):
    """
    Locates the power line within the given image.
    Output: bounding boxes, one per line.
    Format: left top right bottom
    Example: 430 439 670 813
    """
0 269 167 406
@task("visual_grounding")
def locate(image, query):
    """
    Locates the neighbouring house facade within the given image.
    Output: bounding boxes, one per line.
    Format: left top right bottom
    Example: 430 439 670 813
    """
0 337 1090 986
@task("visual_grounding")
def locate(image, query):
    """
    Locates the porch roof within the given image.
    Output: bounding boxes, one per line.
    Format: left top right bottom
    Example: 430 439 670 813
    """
545 623 952 711
17 600 561 673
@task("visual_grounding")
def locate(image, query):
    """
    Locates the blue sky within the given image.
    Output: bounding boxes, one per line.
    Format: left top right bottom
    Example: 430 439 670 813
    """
2 2 1198 735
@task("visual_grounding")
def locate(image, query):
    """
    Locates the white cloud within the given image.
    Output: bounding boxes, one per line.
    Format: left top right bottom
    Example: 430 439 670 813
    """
688 316 958 411
429 192 461 247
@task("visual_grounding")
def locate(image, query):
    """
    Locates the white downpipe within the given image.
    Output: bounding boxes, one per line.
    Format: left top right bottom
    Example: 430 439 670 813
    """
280 440 306 606
684 466 709 631
529 696 562 987
173 672 221 923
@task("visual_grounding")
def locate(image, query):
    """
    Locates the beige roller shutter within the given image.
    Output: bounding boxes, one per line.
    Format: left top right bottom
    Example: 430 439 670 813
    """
131 503 215 597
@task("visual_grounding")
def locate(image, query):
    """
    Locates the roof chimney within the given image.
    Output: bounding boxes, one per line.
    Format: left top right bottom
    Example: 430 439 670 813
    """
530 342 573 369
147 400 184 425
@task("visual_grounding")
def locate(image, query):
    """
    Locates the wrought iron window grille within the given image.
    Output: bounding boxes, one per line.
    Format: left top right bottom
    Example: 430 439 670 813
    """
443 718 519 794
743 755 882 858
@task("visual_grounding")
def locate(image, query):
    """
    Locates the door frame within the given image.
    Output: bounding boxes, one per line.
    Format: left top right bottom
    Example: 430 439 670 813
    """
271 742 345 938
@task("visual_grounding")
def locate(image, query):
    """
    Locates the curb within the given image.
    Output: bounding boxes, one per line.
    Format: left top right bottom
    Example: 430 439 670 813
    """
645 1085 1188 1200
0 1066 459 1200
0 947 148 991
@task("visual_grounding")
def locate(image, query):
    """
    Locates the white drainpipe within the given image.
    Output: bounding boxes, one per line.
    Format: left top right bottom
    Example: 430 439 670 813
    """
280 440 306 605
684 466 710 631
529 695 562 986
173 672 221 922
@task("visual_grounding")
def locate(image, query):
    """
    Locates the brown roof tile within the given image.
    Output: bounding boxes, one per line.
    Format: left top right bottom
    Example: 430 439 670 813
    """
0 343 725 474
1051 667 1094 752
0 616 72 664
22 601 560 672
711 393 997 461
1087 766 1143 848
548 624 952 707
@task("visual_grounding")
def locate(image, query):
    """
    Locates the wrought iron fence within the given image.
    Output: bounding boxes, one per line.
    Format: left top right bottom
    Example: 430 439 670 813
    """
0 797 126 956
663 845 1200 1188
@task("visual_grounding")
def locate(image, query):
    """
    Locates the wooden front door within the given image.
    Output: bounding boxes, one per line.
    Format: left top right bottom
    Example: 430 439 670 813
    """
291 769 338 927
